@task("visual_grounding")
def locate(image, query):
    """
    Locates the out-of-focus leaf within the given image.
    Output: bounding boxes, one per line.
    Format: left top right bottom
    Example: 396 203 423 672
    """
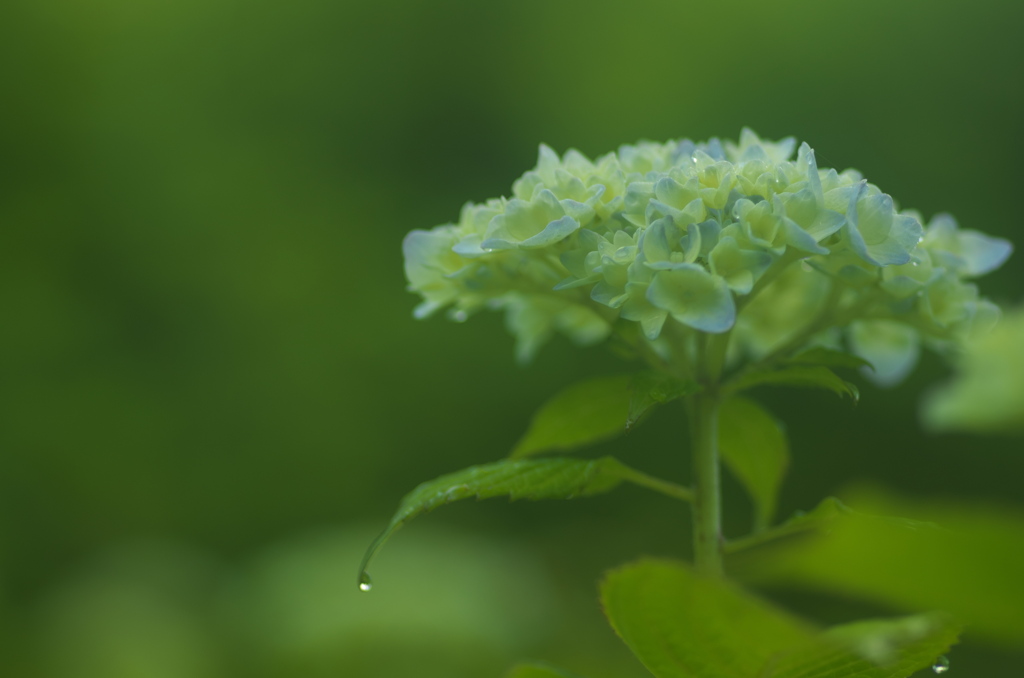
718 396 790 531
601 559 958 678
767 613 961 678
725 497 849 555
505 663 587 678
511 375 632 458
360 457 649 587
786 347 874 371
732 488 1024 647
626 372 701 430
726 365 859 401
601 559 816 678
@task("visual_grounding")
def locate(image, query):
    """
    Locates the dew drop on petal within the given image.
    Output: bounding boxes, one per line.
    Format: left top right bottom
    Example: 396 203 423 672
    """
359 572 373 592
932 655 950 674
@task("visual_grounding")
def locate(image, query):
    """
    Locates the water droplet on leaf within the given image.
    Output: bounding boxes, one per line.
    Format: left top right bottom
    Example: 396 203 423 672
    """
932 655 950 674
358 572 373 592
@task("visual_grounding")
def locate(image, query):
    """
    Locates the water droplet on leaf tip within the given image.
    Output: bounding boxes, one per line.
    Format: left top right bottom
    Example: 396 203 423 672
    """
932 655 950 674
359 573 373 592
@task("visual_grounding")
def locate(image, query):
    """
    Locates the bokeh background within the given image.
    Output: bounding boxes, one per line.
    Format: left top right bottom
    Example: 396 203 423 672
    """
2 0 1023 676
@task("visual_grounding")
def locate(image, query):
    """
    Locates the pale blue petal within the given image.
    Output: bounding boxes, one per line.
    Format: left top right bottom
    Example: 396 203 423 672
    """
781 218 829 254
849 320 920 387
518 215 580 249
958 231 1013 277
646 264 736 333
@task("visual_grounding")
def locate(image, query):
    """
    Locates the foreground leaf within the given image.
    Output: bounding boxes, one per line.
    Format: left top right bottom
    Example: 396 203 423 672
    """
601 559 816 678
505 664 587 678
726 365 859 401
602 559 958 678
512 375 632 458
627 372 701 429
733 488 1024 647
360 457 679 586
766 613 961 678
725 497 849 555
718 397 790 531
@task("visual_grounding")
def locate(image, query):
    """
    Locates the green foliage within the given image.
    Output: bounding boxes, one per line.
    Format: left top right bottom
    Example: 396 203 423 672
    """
725 497 849 555
360 456 692 585
627 372 701 429
602 560 960 678
601 559 815 678
726 365 860 401
734 489 1024 647
768 614 962 678
511 375 632 458
718 396 790 531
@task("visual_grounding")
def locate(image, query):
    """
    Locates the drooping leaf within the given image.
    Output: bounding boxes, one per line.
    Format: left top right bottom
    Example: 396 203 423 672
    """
601 559 816 678
504 663 587 678
725 497 849 555
766 613 961 678
511 374 632 458
627 371 701 429
733 488 1024 647
360 457 635 586
718 396 790 531
786 347 873 371
726 365 859 401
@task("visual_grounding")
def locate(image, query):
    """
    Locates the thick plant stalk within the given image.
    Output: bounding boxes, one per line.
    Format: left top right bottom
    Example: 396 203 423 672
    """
690 392 723 575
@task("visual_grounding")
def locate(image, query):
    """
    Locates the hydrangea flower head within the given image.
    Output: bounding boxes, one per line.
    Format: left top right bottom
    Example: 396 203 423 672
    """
404 130 1010 382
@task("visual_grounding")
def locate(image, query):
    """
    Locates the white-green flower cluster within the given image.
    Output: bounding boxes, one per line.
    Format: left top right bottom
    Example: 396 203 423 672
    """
404 130 1011 379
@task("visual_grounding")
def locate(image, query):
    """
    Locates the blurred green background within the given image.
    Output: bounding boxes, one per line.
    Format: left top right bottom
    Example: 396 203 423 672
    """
2 0 1023 676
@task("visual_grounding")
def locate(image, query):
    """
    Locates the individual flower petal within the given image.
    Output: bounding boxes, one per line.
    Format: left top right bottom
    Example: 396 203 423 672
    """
848 320 921 387
725 127 797 164
921 213 1013 278
842 183 922 266
403 227 466 317
880 250 939 298
646 264 736 333
709 236 773 294
734 198 784 252
481 189 579 250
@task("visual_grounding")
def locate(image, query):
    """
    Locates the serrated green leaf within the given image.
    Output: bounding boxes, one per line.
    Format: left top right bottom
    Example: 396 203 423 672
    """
601 559 816 678
627 372 701 429
512 375 632 458
725 497 849 555
733 488 1024 647
767 613 961 678
360 457 633 586
505 663 587 678
786 347 874 372
726 365 859 401
718 396 790 531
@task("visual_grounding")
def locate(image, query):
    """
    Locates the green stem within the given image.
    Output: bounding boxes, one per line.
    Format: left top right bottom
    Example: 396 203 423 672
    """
619 467 695 503
689 392 723 575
